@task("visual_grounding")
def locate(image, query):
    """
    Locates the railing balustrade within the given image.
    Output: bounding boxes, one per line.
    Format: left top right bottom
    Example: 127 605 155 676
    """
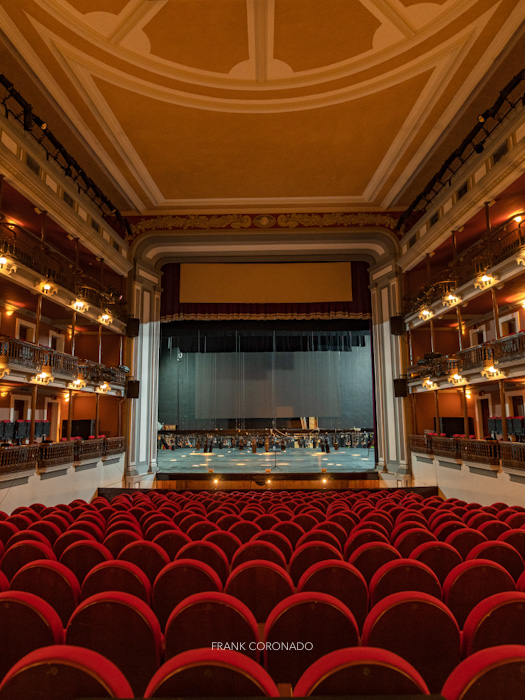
431 436 461 459
457 344 494 371
459 438 500 465
104 436 125 455
409 434 433 454
0 444 39 475
74 438 105 462
493 332 525 364
0 336 46 370
500 441 525 472
38 442 75 469
48 351 79 378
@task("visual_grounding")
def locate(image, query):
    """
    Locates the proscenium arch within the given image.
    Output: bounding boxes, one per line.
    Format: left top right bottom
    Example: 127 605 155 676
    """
131 227 400 271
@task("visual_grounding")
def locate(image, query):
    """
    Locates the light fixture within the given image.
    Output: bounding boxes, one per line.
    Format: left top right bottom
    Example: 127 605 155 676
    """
96 382 109 394
422 378 438 390
449 372 466 386
475 273 497 289
72 300 88 312
266 479 272 485
213 478 218 485
418 308 434 320
481 365 506 380
4 305 15 316
0 391 8 398
443 293 461 307
30 370 53 385
466 389 472 400
99 313 111 325
322 478 327 484
0 256 7 267
0 256 16 275
68 377 86 390
515 216 522 223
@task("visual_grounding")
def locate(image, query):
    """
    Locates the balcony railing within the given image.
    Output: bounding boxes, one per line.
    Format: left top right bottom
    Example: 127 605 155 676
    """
500 441 525 472
493 332 525 364
74 438 105 462
0 337 46 371
459 438 500 466
38 442 75 469
79 360 126 386
457 344 494 371
0 222 127 320
104 436 125 455
48 351 79 379
0 444 39 475
409 434 433 454
431 436 461 459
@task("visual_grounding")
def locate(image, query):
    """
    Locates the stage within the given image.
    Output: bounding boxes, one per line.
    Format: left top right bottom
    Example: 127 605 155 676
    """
157 446 376 475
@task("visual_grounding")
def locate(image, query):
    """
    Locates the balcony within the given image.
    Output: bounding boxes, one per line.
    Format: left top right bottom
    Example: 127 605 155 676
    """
79 360 126 386
38 441 75 470
431 436 461 459
459 438 500 466
0 444 39 476
47 350 79 380
409 434 433 454
0 337 46 374
74 437 105 463
500 441 525 472
104 436 125 456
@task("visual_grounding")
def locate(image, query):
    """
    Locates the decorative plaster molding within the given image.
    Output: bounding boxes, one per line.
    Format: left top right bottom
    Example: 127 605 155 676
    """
130 212 399 239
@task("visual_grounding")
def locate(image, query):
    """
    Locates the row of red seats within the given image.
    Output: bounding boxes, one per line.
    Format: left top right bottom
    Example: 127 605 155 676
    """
5 642 525 699
3 586 525 696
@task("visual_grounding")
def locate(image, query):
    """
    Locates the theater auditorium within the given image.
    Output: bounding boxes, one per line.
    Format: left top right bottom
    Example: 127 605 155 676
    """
0 2 525 698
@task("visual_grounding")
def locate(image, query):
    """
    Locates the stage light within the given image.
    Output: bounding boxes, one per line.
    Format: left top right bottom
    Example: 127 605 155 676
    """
266 479 271 485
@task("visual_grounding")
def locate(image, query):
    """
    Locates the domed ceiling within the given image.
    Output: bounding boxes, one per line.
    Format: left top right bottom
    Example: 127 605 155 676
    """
0 0 524 215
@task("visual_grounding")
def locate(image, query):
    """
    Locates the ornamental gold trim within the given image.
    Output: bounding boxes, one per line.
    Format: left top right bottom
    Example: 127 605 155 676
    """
130 212 399 238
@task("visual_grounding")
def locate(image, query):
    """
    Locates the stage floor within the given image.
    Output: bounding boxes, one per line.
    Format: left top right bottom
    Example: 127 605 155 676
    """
157 447 376 474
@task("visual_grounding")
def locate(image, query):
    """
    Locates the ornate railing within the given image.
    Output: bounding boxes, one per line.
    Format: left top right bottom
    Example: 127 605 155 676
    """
0 337 46 371
74 438 105 462
104 436 125 455
0 444 39 475
48 351 78 379
493 332 525 364
409 434 433 454
407 278 458 314
79 360 125 386
431 436 461 459
459 438 500 466
457 344 494 371
500 442 525 472
38 442 75 469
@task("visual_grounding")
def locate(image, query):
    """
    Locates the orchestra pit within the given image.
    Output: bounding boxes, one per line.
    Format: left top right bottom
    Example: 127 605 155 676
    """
0 2 525 698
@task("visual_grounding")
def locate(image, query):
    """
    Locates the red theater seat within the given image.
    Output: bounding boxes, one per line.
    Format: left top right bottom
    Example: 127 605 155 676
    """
362 591 460 692
0 645 133 700
251 530 293 562
369 558 441 607
446 529 488 558
231 541 287 569
288 542 343 585
296 529 342 551
462 592 525 656
66 591 162 696
1 541 57 581
343 528 390 558
153 529 192 559
264 591 360 685
144 648 280 697
410 541 463 585
152 559 223 629
348 541 401 584
297 560 368 630
443 560 515 628
164 591 259 660
225 560 294 623
103 529 143 557
118 540 170 584
293 647 429 696
0 590 64 681
441 645 525 700
394 528 437 557
53 530 97 559
175 540 230 584
466 541 524 581
81 560 152 604
59 541 112 584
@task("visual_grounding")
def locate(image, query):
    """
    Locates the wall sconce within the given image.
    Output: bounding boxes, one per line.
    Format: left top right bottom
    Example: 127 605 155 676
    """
442 293 461 307
418 308 434 320
0 255 17 275
422 378 437 390
448 372 466 386
37 280 57 295
0 366 10 380
481 365 506 380
71 300 88 313
68 377 86 390
466 389 472 399
30 370 54 385
475 273 497 289
515 216 522 223
4 305 15 316
96 382 109 394
0 390 9 398
98 313 111 325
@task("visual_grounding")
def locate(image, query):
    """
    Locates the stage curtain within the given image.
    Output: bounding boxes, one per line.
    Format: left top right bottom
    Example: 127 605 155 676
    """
160 261 371 321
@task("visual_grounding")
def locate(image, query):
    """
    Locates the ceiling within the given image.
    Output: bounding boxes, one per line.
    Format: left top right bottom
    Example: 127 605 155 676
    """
0 0 524 217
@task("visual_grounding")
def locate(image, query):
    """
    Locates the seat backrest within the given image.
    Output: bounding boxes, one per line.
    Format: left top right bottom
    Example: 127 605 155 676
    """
288 542 343 585
251 530 293 561
410 540 463 585
348 542 401 584
10 559 80 626
224 559 294 623
66 591 162 696
164 591 259 660
103 529 143 557
293 646 429 697
152 559 223 629
59 541 112 584
118 540 170 584
462 592 525 656
369 558 441 607
466 541 524 581
264 591 360 685
443 559 516 628
445 529 488 558
297 559 368 630
441 645 525 700
1 541 57 581
0 590 63 680
144 648 279 697
0 645 133 700
175 540 230 584
393 528 437 557
343 529 390 559
152 529 192 560
81 560 152 603
53 530 97 559
230 541 287 570
362 591 460 692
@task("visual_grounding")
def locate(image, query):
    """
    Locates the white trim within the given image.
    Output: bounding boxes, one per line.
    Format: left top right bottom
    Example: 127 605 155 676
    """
15 318 36 343
9 394 30 422
48 330 65 353
475 393 493 439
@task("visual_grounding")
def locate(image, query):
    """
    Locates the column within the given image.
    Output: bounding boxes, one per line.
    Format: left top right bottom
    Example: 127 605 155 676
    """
370 267 408 474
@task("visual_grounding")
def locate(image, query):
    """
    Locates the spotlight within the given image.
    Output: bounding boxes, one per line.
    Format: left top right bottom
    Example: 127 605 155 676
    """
474 143 484 154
